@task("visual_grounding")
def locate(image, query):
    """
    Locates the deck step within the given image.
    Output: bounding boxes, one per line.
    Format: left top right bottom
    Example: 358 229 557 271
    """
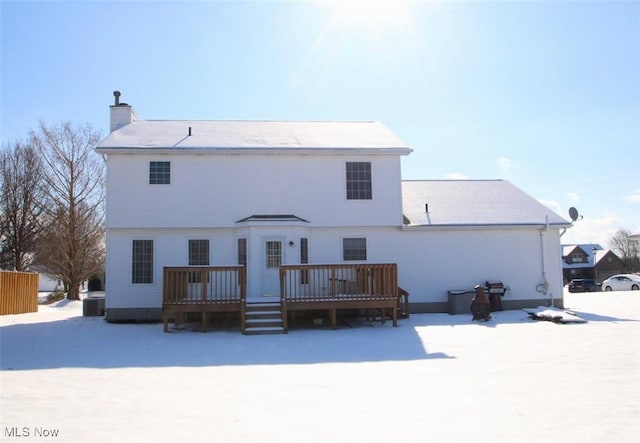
243 300 286 335
245 310 282 317
246 303 281 309
246 318 283 327
243 326 286 335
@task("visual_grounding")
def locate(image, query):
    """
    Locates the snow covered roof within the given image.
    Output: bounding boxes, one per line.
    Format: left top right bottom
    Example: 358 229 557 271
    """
96 120 412 154
402 180 570 228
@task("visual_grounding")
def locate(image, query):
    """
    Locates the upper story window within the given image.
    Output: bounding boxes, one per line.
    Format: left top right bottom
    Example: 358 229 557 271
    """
346 162 372 200
572 253 584 263
149 161 170 184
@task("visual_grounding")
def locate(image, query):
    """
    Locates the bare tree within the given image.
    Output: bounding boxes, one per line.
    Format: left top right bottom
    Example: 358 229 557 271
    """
609 228 640 273
31 121 104 300
0 141 46 271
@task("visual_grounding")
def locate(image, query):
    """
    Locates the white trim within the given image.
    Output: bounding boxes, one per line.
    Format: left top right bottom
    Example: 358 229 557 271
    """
401 223 571 232
97 147 412 156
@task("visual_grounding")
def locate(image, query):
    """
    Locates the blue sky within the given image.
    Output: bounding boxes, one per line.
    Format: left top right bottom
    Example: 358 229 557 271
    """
2 0 639 248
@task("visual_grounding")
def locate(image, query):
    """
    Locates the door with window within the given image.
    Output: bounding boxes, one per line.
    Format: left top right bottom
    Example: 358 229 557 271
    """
262 238 284 296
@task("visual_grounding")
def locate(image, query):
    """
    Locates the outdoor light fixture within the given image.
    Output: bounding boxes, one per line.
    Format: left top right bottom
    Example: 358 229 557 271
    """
289 241 295 247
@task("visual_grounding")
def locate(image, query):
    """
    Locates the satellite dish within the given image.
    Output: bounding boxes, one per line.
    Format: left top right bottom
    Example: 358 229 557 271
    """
568 207 580 222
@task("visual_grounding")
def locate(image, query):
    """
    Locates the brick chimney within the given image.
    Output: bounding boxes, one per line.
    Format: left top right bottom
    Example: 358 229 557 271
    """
109 90 137 132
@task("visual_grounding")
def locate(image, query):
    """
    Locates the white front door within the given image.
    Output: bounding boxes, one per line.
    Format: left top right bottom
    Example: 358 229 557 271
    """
262 238 284 296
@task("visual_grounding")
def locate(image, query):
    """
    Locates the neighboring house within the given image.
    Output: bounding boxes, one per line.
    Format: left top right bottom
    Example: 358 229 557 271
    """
96 93 571 322
26 265 60 292
562 244 626 283
37 273 61 292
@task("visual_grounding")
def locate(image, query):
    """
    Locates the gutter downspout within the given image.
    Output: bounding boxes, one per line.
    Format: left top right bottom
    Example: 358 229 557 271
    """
536 216 553 307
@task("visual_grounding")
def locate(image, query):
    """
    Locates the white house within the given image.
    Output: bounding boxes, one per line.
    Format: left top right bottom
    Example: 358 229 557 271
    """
96 92 570 322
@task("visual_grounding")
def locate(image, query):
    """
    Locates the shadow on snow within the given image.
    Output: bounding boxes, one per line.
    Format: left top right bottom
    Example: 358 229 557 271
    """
3 305 634 371
1 314 452 371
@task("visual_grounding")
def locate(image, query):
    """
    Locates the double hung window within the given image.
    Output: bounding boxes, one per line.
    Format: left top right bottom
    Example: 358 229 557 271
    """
343 238 367 261
132 240 153 284
346 162 372 200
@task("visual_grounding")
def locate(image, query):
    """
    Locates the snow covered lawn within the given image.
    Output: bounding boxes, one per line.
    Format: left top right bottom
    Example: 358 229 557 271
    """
1 291 639 442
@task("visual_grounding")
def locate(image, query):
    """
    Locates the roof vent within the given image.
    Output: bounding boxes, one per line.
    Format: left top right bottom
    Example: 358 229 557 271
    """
188 126 192 136
425 203 429 213
113 90 121 106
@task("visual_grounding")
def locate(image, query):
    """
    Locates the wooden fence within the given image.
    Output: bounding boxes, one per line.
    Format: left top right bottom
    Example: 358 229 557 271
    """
0 270 39 315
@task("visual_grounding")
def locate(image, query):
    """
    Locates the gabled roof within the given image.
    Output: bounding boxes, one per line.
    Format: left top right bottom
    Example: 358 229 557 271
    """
561 244 601 269
562 244 603 258
401 180 570 228
560 244 618 269
96 120 412 154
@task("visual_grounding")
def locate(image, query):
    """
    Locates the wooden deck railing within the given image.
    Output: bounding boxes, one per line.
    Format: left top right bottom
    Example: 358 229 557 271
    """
280 263 399 301
162 266 246 331
279 263 401 329
0 270 39 315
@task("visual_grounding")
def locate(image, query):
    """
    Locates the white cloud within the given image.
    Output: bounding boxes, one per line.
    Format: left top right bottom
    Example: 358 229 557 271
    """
625 191 640 203
561 213 621 249
567 192 581 204
495 156 517 173
445 172 468 180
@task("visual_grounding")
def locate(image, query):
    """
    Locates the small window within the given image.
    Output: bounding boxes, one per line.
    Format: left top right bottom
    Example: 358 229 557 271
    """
266 241 282 269
300 238 309 264
189 240 210 266
300 238 309 284
346 162 372 200
132 240 153 284
149 161 170 184
343 238 367 261
238 238 247 266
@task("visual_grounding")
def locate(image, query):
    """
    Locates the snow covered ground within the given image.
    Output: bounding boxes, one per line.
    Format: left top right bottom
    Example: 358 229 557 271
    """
1 290 638 443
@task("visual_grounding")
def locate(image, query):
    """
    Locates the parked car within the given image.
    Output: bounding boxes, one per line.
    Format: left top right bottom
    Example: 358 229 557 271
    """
600 274 640 291
568 278 602 292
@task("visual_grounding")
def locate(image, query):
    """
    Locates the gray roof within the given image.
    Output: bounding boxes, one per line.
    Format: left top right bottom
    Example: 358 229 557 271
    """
97 120 411 154
236 214 310 223
402 180 570 228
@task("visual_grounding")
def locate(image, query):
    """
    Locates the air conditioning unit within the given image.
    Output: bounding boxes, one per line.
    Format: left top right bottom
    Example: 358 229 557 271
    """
83 297 105 317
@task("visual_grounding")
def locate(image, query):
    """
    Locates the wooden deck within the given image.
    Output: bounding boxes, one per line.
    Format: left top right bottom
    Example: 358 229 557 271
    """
162 266 246 332
280 263 403 330
162 263 408 333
